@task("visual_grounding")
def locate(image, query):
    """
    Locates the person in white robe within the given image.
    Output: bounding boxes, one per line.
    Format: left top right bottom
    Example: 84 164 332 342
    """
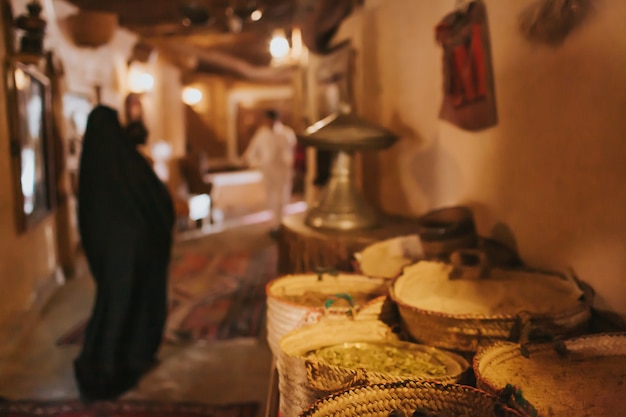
243 109 296 234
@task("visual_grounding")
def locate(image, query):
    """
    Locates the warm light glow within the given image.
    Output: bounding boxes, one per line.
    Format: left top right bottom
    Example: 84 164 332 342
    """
127 65 154 94
14 68 28 90
227 15 243 34
182 86 202 106
151 141 172 161
269 34 290 59
21 147 35 214
151 141 172 181
290 27 303 61
250 9 263 21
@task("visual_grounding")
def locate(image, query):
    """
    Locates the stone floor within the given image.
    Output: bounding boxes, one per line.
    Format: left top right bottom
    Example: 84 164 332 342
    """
0 196 305 417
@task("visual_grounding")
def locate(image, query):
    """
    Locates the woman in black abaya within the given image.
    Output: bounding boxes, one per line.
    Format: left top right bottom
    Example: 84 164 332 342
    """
74 104 174 401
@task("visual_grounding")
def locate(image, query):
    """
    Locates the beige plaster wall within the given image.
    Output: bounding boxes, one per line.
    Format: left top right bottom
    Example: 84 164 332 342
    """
154 60 186 158
0 2 59 333
0 0 186 333
338 0 626 316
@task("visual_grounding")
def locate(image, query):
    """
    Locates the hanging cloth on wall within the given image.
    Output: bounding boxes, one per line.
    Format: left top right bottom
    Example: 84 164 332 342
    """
435 0 497 131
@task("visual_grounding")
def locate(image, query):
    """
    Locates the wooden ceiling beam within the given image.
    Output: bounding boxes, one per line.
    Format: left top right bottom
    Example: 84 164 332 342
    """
63 0 360 70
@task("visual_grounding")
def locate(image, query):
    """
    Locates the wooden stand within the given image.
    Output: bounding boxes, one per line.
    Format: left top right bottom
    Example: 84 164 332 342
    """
264 360 280 417
277 211 421 274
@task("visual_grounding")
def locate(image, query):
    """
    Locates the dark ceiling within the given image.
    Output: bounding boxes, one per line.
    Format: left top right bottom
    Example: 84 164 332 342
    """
65 0 359 82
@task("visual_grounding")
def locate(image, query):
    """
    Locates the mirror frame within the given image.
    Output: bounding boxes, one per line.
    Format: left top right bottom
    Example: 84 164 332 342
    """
5 58 56 232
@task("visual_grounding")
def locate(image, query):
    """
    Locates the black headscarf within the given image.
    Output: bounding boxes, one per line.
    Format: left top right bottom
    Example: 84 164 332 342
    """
74 105 174 401
125 120 149 146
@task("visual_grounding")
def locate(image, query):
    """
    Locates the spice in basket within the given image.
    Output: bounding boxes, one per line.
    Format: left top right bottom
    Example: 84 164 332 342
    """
306 342 448 377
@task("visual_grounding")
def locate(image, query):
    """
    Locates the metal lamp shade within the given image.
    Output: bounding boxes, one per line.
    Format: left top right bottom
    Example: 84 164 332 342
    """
298 110 398 231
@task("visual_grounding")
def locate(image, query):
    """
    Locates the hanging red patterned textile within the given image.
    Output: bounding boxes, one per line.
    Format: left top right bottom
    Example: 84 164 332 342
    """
435 1 497 131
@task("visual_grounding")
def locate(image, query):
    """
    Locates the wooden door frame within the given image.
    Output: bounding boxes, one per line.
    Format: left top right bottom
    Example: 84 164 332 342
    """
226 85 294 162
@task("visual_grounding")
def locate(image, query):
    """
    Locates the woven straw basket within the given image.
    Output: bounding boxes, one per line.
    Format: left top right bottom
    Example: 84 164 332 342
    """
390 261 593 352
474 332 626 417
266 273 392 356
277 320 470 417
300 379 527 417
353 235 423 279
277 320 398 417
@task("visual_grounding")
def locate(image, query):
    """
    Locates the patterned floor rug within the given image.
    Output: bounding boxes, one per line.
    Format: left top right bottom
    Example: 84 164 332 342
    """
57 237 278 346
0 399 259 417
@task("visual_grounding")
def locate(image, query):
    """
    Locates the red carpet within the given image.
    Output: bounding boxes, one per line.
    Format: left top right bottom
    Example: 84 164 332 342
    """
0 400 258 417
57 242 277 346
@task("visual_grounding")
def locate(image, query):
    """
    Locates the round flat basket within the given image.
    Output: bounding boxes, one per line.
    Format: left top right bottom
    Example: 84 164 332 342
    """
474 332 626 417
266 272 390 356
390 260 593 352
300 379 527 417
277 319 472 417
277 320 399 417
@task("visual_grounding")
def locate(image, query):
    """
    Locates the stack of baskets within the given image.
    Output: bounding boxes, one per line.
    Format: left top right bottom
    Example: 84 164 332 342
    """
276 320 470 417
269 205 614 417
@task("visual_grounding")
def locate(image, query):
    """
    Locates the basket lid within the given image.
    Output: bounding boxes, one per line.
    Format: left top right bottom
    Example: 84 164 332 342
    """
266 272 389 311
391 260 586 317
474 333 626 417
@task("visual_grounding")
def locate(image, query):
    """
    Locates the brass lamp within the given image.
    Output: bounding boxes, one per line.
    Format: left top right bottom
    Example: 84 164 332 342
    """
298 107 398 231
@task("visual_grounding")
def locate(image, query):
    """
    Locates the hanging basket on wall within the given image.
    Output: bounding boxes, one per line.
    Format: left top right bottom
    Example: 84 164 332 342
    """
519 0 592 46
64 11 118 47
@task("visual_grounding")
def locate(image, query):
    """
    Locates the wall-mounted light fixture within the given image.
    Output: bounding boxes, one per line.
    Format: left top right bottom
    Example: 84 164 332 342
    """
250 8 263 21
269 31 290 60
269 28 305 67
182 86 203 106
127 62 154 94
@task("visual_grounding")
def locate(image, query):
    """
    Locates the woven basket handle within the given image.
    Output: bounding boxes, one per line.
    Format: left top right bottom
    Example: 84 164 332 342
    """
305 360 369 393
563 267 595 306
498 383 540 417
323 293 354 308
322 293 358 319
